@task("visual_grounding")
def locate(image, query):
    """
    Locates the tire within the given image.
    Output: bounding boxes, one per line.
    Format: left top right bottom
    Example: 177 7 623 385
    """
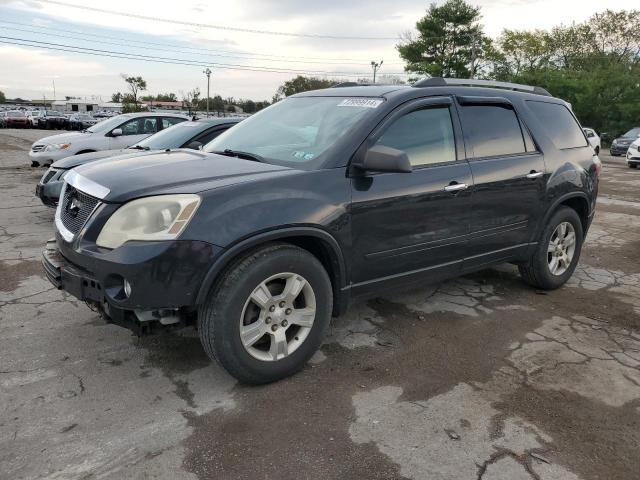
198 243 333 384
629 163 637 169
594 146 599 155
519 207 583 290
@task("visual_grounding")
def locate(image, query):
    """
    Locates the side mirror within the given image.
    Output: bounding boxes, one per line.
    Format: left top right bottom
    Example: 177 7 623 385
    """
186 141 203 150
111 128 123 137
360 145 412 173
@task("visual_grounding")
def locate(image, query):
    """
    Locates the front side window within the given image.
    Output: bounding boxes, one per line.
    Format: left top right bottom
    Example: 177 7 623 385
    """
204 96 380 167
120 117 158 136
374 107 456 166
461 105 527 158
527 101 588 149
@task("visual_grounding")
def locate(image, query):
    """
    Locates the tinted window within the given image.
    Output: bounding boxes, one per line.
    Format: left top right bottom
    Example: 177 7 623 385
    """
527 101 587 149
196 127 226 145
162 117 186 129
461 105 526 158
375 107 456 166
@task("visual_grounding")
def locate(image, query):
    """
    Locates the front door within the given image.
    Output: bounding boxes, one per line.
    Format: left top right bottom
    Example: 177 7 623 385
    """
109 116 159 149
350 97 473 293
456 98 546 268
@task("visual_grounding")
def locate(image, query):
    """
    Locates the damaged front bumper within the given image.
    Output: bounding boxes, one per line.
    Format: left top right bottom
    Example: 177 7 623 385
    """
42 238 219 334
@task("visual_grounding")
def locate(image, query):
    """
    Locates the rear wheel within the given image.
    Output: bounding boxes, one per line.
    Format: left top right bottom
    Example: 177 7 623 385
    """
594 146 600 155
519 207 583 290
198 243 332 384
629 163 638 169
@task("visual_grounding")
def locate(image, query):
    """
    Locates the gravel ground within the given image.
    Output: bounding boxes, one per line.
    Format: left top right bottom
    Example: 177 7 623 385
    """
1 128 639 480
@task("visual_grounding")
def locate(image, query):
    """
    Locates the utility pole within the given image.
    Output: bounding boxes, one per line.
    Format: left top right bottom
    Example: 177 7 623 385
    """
52 79 56 100
203 68 212 118
371 60 383 83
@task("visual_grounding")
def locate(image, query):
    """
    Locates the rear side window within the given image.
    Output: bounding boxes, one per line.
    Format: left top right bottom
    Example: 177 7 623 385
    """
375 107 456 166
527 101 587 149
460 105 526 158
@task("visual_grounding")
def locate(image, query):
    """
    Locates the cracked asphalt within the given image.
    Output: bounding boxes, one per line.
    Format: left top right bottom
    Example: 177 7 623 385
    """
1 128 639 480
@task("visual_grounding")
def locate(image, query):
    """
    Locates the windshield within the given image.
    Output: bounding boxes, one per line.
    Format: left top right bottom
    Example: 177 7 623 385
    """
86 115 130 133
623 127 640 138
204 96 381 166
8 111 25 117
134 121 206 150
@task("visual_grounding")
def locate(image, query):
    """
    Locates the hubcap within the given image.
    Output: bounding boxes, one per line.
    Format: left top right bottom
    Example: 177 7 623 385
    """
547 222 576 276
239 272 316 362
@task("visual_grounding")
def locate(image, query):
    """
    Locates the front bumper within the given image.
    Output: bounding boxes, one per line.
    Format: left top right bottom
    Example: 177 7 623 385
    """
29 149 69 165
610 144 630 155
43 235 221 314
35 167 67 207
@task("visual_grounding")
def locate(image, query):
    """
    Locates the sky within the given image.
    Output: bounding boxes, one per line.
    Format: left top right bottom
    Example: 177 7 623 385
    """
0 0 638 102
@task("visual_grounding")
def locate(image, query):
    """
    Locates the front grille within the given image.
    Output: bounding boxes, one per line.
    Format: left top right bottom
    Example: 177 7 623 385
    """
60 185 100 235
41 168 57 184
32 144 45 152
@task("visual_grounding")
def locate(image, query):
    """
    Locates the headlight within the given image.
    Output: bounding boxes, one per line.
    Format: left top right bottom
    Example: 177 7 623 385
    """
612 139 618 145
96 194 201 249
44 143 71 151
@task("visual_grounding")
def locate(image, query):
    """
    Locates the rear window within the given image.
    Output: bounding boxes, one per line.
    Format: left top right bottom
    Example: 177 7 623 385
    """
527 101 587 149
460 105 526 158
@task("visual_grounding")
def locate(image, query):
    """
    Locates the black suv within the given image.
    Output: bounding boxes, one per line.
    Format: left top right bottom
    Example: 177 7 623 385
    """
42 78 600 384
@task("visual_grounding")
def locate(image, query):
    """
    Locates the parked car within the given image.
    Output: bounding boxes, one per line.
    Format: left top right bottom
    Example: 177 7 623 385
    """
67 113 98 131
610 127 640 156
43 78 600 384
34 110 68 130
26 110 41 127
2 110 30 128
36 117 241 206
627 138 640 168
29 112 188 166
582 127 600 154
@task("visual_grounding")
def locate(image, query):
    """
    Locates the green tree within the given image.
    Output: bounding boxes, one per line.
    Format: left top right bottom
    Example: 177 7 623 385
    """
111 92 123 103
397 0 490 78
0 91 5 103
121 74 147 106
276 76 336 98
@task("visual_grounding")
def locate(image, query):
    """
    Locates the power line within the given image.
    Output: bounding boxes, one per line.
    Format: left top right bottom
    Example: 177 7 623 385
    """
34 0 399 41
0 23 404 67
0 36 409 77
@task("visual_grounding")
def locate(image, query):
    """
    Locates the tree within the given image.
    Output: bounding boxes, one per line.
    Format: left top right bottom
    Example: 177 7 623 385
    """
276 76 336 98
0 91 5 103
181 88 201 115
121 74 147 105
111 92 123 103
397 0 490 78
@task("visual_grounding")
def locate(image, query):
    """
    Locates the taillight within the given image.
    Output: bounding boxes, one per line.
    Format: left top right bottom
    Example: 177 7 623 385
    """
593 156 602 178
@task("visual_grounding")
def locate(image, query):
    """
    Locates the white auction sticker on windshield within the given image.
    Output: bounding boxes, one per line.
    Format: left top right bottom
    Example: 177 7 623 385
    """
337 98 384 108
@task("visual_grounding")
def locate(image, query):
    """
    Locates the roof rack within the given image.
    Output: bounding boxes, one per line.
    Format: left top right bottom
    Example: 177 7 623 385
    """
413 77 551 96
331 82 392 88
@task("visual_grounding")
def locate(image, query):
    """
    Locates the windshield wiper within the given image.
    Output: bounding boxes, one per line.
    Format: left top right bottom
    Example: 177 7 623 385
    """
128 145 150 150
212 149 266 163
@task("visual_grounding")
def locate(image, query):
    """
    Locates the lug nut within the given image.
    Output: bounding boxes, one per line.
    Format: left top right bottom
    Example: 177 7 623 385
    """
265 317 271 324
269 305 275 312
279 301 286 308
285 308 292 315
271 324 278 332
281 320 288 327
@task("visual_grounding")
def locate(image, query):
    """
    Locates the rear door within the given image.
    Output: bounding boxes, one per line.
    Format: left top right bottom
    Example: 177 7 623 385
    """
350 97 473 292
457 96 546 269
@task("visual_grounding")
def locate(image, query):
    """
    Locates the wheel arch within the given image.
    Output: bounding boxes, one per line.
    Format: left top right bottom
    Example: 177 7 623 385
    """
196 227 349 316
542 192 591 236
75 149 96 155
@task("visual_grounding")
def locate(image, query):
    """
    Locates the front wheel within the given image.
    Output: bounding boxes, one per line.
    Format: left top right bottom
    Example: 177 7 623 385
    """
519 207 583 290
629 163 638 169
198 243 333 384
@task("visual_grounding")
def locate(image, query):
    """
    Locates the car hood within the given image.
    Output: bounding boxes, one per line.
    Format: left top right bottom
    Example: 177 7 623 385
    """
53 148 151 169
614 136 636 143
33 131 93 145
72 149 294 203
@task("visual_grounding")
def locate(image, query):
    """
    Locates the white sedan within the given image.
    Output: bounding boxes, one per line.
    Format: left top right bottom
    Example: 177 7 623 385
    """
627 139 640 169
28 112 188 166
583 127 601 155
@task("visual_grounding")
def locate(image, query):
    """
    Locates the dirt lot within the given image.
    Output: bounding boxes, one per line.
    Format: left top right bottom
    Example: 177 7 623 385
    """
1 128 639 480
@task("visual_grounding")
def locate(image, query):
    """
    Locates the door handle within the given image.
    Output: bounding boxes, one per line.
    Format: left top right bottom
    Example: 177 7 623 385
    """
526 171 544 179
443 183 468 192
